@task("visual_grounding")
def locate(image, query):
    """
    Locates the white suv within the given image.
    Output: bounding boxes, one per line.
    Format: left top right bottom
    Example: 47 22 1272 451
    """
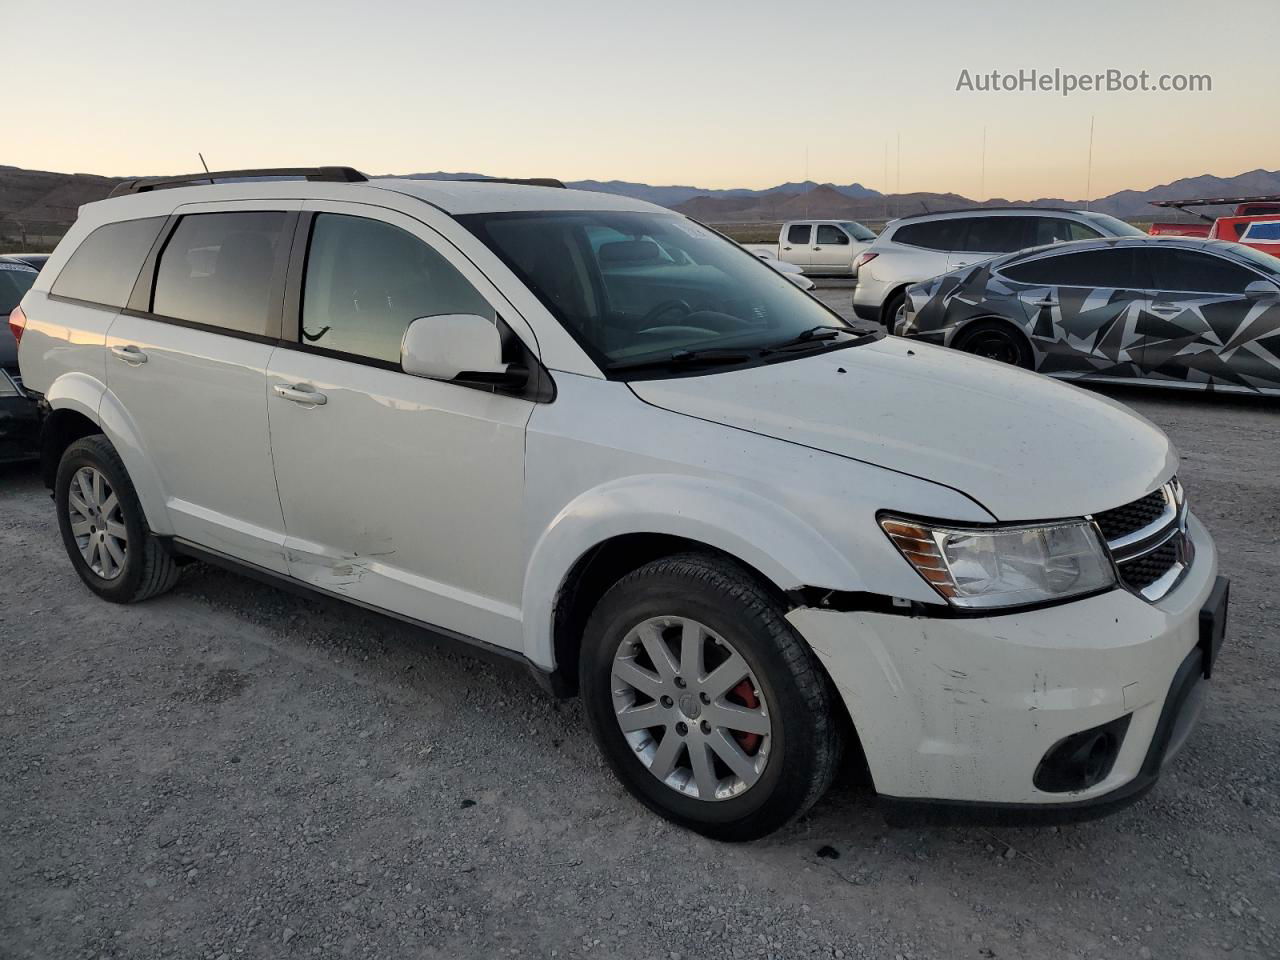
13 168 1228 840
852 207 1147 327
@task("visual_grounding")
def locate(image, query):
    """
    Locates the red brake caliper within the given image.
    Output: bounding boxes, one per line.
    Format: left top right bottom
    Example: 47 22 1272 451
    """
728 679 762 754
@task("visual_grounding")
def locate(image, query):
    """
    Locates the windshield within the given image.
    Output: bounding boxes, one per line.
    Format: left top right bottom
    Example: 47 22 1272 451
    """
840 221 877 241
460 210 863 373
0 264 38 314
1080 212 1146 237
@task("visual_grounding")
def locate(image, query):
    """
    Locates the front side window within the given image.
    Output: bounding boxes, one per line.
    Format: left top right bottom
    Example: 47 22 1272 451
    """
786 224 812 245
301 214 494 364
1146 248 1260 294
816 225 849 245
1078 212 1147 237
51 217 166 308
459 210 858 373
152 212 287 335
1030 217 1101 246
1002 248 1142 288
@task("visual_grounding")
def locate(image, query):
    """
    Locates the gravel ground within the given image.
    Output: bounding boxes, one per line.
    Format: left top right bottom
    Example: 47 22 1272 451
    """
2 292 1278 959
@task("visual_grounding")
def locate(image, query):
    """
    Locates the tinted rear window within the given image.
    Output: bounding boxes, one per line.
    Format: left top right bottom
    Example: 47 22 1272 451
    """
1002 248 1143 288
50 217 166 307
0 263 38 314
152 211 288 335
892 219 967 250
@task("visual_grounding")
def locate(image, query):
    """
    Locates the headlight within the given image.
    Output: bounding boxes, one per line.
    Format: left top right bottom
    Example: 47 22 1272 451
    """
880 515 1115 609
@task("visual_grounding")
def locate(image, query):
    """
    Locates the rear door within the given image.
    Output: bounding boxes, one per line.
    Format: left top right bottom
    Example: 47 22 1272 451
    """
811 223 853 273
780 223 812 269
947 216 1034 270
104 201 299 572
998 246 1150 377
1143 246 1280 388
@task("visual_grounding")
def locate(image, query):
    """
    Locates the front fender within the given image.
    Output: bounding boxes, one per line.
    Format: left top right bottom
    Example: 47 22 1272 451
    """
45 373 172 534
521 474 861 670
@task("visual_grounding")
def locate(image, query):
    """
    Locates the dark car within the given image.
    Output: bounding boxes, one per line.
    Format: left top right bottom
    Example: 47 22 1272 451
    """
898 237 1280 395
1 254 42 462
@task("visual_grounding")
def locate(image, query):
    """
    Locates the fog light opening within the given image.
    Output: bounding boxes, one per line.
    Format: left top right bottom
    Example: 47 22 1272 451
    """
1034 715 1132 794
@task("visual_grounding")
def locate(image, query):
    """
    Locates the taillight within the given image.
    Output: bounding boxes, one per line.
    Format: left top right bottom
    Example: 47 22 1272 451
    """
853 252 879 270
8 305 26 345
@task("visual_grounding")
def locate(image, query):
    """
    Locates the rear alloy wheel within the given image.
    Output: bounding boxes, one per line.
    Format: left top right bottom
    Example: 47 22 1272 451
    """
67 466 129 579
954 320 1033 368
581 554 844 841
55 434 180 604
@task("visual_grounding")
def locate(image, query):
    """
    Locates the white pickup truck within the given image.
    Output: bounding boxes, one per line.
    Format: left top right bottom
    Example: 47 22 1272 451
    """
744 220 877 276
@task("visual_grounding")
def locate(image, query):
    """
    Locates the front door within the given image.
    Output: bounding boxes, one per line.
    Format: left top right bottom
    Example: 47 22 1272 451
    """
105 203 299 572
266 202 535 649
1143 246 1280 389
810 223 852 273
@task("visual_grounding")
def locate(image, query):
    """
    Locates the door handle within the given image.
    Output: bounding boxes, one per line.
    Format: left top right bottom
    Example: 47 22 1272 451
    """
1030 297 1059 307
813 246 822 251
273 383 328 406
1149 303 1182 315
110 344 148 364
782 246 791 251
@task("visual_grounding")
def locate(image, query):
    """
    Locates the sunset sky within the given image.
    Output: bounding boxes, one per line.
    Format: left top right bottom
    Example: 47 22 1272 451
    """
10 0 1278 200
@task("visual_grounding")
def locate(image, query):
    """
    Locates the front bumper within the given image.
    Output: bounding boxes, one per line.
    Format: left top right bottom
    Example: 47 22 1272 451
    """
788 512 1224 820
0 383 41 463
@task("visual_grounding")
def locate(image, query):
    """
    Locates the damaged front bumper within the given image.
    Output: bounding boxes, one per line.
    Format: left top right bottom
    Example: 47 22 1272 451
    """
787 513 1226 824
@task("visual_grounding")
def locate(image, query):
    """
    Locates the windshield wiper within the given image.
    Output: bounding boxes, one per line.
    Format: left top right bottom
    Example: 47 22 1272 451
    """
605 348 754 373
761 325 874 355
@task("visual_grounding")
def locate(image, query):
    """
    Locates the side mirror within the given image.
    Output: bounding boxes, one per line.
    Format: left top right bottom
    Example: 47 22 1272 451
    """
1245 279 1277 298
401 313 525 387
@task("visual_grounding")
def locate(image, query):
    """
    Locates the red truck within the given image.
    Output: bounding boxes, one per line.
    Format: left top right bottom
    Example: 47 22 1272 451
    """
1148 194 1280 245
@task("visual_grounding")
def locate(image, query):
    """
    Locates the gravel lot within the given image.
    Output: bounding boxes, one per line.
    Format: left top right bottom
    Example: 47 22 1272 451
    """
2 285 1278 959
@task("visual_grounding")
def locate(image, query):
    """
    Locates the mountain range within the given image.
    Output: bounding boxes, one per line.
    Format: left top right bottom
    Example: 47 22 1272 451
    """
2 164 1278 231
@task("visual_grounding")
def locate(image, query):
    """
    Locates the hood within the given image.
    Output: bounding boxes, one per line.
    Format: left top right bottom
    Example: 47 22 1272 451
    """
629 338 1176 521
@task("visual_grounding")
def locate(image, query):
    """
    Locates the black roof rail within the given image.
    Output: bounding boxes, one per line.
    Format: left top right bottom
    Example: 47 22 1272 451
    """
459 176 566 189
108 166 368 197
890 204 1084 222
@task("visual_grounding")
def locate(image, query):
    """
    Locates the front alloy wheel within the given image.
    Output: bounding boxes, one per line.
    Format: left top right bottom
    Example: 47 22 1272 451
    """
612 616 772 801
581 554 845 841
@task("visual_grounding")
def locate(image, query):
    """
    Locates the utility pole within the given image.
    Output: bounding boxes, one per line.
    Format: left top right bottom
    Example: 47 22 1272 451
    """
883 142 889 220
1084 116 1095 211
979 126 987 202
895 132 902 218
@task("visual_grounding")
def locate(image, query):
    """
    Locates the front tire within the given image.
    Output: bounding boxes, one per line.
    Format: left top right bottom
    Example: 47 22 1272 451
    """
580 554 844 841
55 435 179 604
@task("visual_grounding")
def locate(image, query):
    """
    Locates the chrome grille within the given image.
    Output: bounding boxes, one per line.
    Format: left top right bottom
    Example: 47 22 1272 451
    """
1094 488 1168 541
1092 478 1190 602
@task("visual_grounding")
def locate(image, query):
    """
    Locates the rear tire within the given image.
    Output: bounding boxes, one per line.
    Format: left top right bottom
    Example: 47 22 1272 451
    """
55 435 179 604
881 288 907 332
580 553 844 841
953 319 1034 369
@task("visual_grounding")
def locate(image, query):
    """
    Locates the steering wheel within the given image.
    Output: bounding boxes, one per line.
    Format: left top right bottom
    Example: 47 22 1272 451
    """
638 299 693 326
